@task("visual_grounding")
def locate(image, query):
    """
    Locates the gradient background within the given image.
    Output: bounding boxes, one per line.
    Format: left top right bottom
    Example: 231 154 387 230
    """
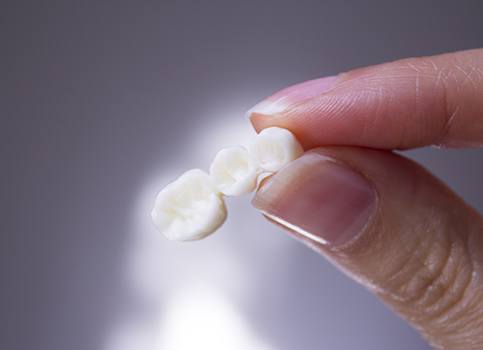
2 1 483 349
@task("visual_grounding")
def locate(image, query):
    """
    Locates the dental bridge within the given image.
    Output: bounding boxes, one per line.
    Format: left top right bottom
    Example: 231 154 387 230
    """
151 127 303 241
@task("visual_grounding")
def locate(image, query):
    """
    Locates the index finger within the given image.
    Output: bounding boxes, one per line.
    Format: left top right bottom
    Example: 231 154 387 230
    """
247 49 483 150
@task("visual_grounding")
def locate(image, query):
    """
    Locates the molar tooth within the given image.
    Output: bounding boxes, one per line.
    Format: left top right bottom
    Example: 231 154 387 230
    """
151 127 304 240
209 146 259 196
150 169 226 241
248 127 303 172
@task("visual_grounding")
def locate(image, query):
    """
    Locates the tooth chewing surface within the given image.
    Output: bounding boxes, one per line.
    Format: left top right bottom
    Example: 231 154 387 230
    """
150 169 227 241
249 127 303 172
210 146 259 196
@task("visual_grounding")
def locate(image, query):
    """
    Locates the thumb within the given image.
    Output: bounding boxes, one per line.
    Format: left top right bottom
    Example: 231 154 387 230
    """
252 147 483 350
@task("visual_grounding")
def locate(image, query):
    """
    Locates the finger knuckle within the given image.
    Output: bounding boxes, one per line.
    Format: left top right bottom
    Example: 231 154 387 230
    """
387 218 478 324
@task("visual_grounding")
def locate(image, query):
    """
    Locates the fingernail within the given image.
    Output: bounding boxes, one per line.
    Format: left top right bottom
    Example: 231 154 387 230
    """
246 75 338 118
252 152 376 247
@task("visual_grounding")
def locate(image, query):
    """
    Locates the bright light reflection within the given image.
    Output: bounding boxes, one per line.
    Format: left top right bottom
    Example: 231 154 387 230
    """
190 109 256 166
157 286 272 350
106 107 280 350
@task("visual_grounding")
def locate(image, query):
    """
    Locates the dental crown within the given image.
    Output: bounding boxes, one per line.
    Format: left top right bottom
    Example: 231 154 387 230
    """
151 127 303 241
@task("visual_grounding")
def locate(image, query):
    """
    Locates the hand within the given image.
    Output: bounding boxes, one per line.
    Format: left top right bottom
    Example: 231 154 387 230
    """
247 49 483 349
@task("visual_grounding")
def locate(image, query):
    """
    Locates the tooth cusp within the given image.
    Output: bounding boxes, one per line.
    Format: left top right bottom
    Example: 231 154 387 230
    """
248 127 303 172
209 146 259 196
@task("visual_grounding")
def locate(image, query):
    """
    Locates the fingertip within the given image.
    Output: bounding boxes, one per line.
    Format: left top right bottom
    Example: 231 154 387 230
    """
247 49 483 149
251 151 377 247
249 111 298 143
247 112 266 133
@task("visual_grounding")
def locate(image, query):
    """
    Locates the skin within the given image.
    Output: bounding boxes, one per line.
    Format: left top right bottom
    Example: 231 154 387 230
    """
247 48 483 349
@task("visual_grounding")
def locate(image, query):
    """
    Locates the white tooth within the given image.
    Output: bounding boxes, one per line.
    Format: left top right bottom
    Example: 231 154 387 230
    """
209 146 259 196
150 169 227 241
248 127 303 172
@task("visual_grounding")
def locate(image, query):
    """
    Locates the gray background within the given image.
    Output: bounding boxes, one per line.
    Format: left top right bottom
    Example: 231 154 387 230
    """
2 1 483 349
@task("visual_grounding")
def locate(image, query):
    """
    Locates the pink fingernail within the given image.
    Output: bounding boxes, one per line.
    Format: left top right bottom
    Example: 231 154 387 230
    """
252 152 376 247
246 75 338 117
